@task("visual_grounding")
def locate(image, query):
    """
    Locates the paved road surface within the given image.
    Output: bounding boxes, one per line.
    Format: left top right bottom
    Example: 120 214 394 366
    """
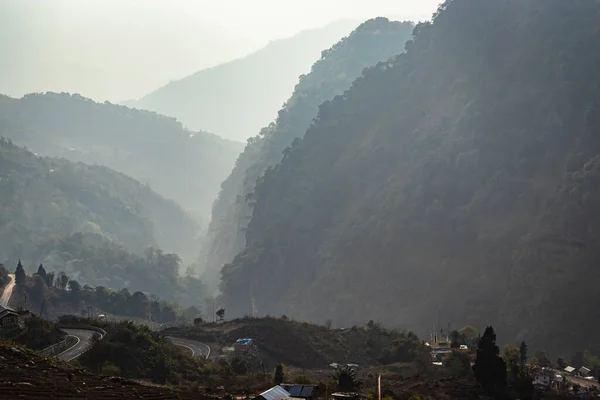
1 274 15 307
166 336 211 359
57 329 100 362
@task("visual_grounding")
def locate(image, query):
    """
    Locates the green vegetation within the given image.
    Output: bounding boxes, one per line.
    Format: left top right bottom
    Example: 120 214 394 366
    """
0 263 8 288
73 318 209 385
8 237 207 308
11 261 202 324
0 316 65 350
273 363 284 385
332 366 361 392
203 17 414 287
219 0 600 356
473 327 506 398
0 137 199 261
443 350 472 378
0 92 243 226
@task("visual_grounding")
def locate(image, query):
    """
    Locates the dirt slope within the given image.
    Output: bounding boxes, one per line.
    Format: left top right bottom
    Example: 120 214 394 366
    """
0 340 209 400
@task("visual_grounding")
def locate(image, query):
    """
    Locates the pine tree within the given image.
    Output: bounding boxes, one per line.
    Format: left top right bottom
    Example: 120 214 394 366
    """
473 326 507 398
15 260 26 286
273 363 284 385
36 264 48 285
519 341 528 366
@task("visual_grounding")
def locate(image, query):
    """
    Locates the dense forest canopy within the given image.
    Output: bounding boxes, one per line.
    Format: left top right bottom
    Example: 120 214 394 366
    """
0 137 198 261
201 18 415 288
0 92 243 224
220 0 600 357
126 20 360 141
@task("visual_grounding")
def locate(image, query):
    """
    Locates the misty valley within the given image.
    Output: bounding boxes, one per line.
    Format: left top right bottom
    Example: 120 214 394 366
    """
1 1 600 399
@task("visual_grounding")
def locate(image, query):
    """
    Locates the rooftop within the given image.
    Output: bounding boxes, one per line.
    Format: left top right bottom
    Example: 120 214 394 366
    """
255 385 290 400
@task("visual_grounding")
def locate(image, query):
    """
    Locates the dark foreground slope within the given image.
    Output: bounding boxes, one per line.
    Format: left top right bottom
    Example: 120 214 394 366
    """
202 18 414 287
0 139 197 260
127 20 359 141
221 0 600 356
0 92 243 222
0 340 206 399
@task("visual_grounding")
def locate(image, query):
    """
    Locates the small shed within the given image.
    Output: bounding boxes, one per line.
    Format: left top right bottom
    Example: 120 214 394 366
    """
253 385 290 400
0 306 19 329
564 366 575 375
579 366 591 376
286 384 320 399
234 338 253 352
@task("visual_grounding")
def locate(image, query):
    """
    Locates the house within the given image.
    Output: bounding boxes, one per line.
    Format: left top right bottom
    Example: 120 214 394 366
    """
533 374 551 387
533 367 554 387
564 366 576 375
579 366 591 376
0 306 19 329
253 385 290 400
233 338 253 352
280 384 320 399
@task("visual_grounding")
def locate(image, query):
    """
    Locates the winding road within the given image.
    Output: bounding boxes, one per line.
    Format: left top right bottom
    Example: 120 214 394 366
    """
166 336 211 359
56 329 100 362
1 273 15 307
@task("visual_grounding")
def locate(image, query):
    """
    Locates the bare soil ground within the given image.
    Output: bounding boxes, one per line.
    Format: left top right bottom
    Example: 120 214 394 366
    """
0 340 211 399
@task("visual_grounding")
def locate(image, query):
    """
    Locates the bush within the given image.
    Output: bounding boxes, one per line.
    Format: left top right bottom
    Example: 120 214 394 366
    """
293 375 312 384
101 362 121 375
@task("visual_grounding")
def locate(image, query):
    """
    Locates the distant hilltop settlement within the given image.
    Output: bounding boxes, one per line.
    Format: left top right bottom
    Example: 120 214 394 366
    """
426 326 468 365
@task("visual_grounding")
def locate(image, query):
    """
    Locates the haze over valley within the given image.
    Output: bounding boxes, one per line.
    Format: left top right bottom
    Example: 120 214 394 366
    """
3 1 600 398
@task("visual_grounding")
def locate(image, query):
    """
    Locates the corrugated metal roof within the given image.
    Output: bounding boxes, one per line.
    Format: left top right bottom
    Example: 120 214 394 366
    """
256 386 290 400
580 366 591 374
288 385 318 398
0 308 18 319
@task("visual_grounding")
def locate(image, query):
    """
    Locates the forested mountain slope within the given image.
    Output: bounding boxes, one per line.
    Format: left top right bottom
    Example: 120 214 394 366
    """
127 20 359 141
0 93 243 222
0 138 198 261
201 18 415 288
221 0 600 357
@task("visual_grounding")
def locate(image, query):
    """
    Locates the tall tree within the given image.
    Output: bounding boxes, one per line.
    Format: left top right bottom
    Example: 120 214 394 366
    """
46 272 55 288
519 341 528 366
14 259 26 286
57 272 69 291
332 366 361 392
273 363 285 385
473 326 507 398
36 264 48 285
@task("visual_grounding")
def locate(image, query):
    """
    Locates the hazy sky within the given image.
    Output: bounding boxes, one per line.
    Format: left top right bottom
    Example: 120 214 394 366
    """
0 0 440 102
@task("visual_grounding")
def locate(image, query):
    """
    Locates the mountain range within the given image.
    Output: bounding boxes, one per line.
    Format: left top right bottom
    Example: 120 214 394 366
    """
126 20 360 141
219 0 600 357
0 93 243 227
201 17 415 289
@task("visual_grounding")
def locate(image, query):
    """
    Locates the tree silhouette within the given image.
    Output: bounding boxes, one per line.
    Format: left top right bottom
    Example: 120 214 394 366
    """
332 366 361 392
15 260 26 286
519 341 528 366
216 308 225 322
273 363 285 385
36 264 48 285
473 326 506 398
